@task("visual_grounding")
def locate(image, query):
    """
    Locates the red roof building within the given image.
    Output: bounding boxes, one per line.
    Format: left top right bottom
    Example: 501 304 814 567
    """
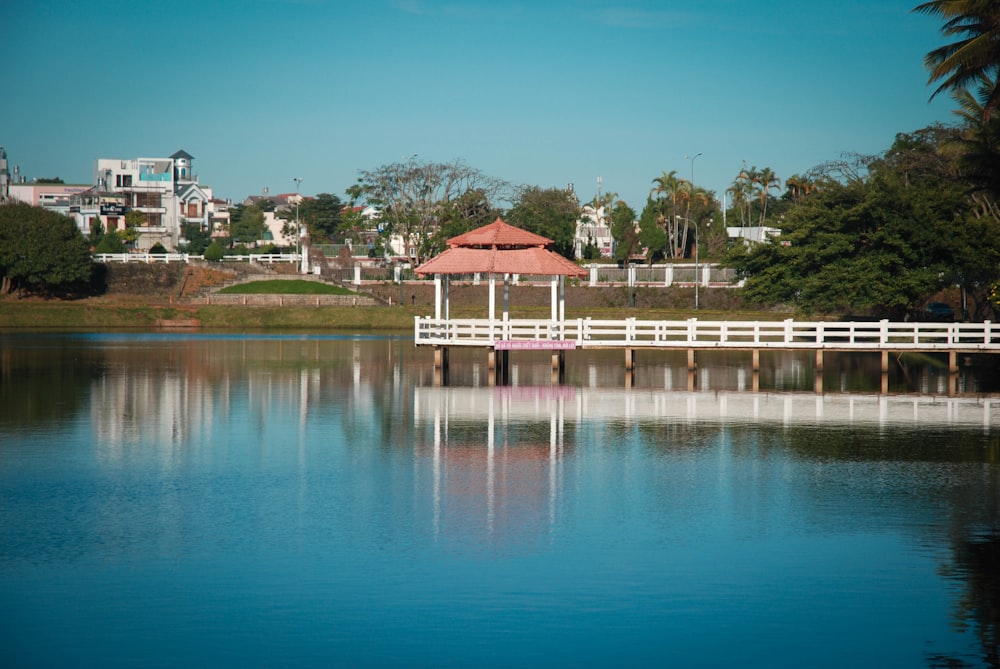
415 217 586 326
416 218 586 278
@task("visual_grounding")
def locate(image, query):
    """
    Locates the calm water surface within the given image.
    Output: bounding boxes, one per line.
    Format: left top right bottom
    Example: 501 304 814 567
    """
1 333 998 668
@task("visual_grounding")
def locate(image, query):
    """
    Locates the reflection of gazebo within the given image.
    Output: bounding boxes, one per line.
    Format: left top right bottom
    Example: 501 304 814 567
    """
415 218 587 384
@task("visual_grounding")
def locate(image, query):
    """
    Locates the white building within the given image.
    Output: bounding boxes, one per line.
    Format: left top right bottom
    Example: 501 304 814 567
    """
726 226 781 245
575 205 615 258
92 149 213 250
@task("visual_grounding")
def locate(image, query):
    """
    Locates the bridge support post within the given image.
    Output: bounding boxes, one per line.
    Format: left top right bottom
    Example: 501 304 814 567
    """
880 351 889 394
949 351 958 396
814 349 824 393
752 349 760 372
434 346 449 387
488 348 509 386
551 352 564 385
687 349 697 371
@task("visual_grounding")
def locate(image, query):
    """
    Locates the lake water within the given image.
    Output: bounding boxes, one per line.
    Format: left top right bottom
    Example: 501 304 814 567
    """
1 332 998 668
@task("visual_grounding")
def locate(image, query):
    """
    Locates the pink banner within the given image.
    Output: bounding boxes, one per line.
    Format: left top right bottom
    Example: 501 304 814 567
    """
493 340 576 351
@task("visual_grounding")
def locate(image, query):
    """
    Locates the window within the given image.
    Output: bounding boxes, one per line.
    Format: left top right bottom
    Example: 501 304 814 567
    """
135 192 161 208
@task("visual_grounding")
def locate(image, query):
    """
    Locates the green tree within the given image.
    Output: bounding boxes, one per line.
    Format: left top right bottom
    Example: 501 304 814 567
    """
915 0 1000 119
425 188 502 259
122 209 145 248
0 202 93 295
609 200 639 266
356 157 510 264
752 167 781 226
203 240 225 262
287 193 345 244
650 170 685 257
637 198 667 263
726 130 1000 318
88 217 103 243
180 222 212 255
505 186 579 260
950 75 1000 202
94 231 126 254
229 203 267 246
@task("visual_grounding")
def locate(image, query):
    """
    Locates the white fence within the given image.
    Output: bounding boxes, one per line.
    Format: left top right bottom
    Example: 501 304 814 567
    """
94 253 301 264
93 255 741 289
353 263 740 287
415 317 1000 352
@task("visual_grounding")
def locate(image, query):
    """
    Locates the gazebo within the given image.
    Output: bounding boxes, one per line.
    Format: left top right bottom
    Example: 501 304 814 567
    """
415 217 587 384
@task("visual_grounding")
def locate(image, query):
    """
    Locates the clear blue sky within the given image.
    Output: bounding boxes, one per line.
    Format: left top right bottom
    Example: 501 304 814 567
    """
3 0 955 209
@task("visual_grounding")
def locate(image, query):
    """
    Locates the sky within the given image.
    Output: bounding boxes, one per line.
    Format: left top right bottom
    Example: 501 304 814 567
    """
2 0 957 209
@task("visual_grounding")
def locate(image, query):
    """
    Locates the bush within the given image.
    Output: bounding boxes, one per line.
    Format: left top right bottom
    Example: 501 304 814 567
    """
148 242 168 254
203 241 225 262
94 232 126 254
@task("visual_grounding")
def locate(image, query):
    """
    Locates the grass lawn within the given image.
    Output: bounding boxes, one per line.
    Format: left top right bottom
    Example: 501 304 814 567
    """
217 280 356 295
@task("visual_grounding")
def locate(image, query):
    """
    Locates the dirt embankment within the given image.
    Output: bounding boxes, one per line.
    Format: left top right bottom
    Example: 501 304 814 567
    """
100 262 270 302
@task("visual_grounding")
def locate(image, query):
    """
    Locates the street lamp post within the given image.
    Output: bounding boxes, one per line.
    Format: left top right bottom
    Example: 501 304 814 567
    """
685 152 702 190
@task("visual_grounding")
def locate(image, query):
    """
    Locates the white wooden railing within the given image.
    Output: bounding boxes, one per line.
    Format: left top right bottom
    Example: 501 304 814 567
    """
415 317 1000 351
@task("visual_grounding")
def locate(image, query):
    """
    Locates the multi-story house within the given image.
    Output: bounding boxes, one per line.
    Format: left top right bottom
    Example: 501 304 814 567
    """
92 149 212 250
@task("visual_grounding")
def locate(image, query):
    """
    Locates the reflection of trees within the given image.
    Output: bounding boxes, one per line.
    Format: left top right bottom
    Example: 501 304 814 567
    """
781 425 1000 667
933 531 1000 668
0 337 94 430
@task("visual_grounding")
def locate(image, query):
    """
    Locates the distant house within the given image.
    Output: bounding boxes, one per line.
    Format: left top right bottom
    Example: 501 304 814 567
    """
575 205 615 258
727 226 781 245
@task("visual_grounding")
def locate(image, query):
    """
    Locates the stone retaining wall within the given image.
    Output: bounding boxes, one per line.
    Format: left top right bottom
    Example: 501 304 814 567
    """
189 294 378 307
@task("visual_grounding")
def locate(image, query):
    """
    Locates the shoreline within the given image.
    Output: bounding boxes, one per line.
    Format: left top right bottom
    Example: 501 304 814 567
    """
0 294 790 331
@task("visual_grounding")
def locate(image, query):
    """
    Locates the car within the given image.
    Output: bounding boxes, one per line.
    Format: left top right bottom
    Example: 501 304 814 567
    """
924 301 954 322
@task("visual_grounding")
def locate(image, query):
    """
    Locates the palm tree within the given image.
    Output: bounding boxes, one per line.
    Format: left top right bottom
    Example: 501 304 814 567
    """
726 181 748 229
784 174 817 202
731 165 758 228
914 0 1000 120
752 167 781 226
950 74 1000 203
650 171 684 257
677 184 711 258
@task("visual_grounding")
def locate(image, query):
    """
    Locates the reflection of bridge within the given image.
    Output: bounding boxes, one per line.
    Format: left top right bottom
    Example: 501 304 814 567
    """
415 318 1000 394
414 386 999 430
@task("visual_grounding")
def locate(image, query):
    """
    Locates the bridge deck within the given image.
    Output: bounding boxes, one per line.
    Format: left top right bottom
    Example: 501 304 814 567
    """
415 317 999 352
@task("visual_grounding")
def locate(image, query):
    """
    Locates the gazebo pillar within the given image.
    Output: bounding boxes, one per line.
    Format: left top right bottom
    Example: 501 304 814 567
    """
550 275 567 383
443 274 450 321
434 274 442 320
550 275 558 322
488 274 496 339
503 275 510 320
559 276 566 324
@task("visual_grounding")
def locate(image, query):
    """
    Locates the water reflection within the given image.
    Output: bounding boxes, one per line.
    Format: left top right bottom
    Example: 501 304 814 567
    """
1 333 999 667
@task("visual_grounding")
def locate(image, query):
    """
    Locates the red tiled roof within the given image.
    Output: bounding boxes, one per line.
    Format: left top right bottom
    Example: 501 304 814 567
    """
415 247 587 277
416 217 584 277
446 217 552 249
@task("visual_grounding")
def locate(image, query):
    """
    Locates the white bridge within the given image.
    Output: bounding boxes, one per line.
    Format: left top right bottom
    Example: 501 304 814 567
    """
415 317 999 352
415 317 999 393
